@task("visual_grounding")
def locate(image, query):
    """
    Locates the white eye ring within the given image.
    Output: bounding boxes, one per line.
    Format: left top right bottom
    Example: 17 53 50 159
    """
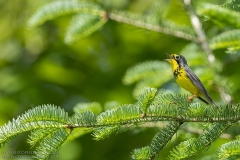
175 55 180 60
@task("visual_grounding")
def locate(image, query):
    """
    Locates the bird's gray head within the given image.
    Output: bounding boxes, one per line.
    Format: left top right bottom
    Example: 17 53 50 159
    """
172 54 188 67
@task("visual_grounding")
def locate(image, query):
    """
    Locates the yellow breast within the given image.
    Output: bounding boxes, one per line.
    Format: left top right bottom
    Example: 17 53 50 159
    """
167 58 200 95
175 67 199 95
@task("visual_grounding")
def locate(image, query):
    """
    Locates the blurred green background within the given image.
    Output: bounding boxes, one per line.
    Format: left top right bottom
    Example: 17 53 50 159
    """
0 0 236 159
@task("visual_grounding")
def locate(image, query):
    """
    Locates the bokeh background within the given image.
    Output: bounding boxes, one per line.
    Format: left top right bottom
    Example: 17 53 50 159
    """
0 0 236 159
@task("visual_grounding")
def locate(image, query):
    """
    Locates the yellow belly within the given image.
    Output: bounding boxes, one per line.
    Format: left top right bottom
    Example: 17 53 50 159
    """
176 70 199 95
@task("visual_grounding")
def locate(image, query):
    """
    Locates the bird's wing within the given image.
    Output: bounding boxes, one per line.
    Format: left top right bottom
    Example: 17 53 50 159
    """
185 67 216 105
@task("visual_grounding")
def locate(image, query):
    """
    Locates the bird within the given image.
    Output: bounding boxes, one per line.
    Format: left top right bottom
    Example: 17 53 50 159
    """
165 54 216 106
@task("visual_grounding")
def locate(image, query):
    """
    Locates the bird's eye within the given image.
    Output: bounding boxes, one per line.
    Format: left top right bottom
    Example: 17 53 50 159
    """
175 55 180 60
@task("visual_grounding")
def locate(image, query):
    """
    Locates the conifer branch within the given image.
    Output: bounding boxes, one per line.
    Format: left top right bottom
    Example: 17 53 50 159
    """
217 137 240 159
1 92 240 159
132 121 182 160
168 122 234 159
107 10 199 42
138 122 233 139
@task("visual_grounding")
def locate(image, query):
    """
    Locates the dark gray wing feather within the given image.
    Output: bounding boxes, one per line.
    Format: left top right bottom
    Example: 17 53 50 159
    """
184 67 216 105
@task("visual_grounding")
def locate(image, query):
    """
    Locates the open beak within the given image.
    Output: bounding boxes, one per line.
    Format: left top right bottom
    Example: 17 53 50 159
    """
164 53 172 62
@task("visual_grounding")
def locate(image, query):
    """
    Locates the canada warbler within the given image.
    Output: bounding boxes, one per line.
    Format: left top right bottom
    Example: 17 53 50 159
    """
165 54 216 105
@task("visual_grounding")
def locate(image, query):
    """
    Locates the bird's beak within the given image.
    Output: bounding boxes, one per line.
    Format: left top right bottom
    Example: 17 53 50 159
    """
164 59 171 62
164 53 172 62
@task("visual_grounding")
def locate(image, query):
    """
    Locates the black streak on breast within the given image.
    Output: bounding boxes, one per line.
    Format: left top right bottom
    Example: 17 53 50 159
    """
173 67 182 79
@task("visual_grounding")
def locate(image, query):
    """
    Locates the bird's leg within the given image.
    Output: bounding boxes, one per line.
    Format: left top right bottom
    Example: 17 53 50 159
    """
187 93 198 102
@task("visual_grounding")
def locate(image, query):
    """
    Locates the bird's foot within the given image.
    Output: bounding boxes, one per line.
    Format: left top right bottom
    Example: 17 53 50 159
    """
141 113 146 118
187 94 197 102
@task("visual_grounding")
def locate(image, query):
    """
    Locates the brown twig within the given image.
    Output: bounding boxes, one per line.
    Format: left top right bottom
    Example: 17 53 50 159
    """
183 0 232 103
107 11 199 42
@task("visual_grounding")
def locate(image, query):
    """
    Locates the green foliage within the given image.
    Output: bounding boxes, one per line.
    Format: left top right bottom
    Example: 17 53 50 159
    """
27 0 106 43
20 104 69 124
93 125 120 140
147 0 170 21
131 146 151 160
28 1 104 28
123 61 172 98
96 104 140 125
34 128 69 160
137 87 157 115
65 14 107 43
222 0 240 12
226 45 240 54
148 122 181 159
217 138 240 159
70 110 97 127
108 9 196 41
27 128 58 147
197 3 240 28
4 0 240 159
0 105 68 148
1 88 240 159
168 138 196 159
210 30 240 50
73 102 102 114
168 122 234 159
28 0 197 45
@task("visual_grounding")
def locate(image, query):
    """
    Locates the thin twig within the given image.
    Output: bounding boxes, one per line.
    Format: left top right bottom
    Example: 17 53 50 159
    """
63 114 239 130
183 0 214 63
183 0 232 103
107 11 199 42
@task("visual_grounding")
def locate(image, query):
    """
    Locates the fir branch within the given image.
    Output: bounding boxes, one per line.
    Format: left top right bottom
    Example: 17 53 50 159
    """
34 128 69 160
132 121 182 160
27 128 58 147
140 122 232 139
107 10 198 42
131 146 151 160
69 110 97 127
68 95 240 129
168 138 196 160
180 124 233 139
137 87 157 117
73 102 102 114
0 120 66 148
146 0 170 21
2 92 240 160
226 45 240 54
65 14 107 44
28 1 105 28
123 61 172 98
210 29 240 50
20 104 69 124
96 104 141 125
217 139 240 159
197 3 240 28
222 0 240 12
149 121 182 159
123 61 170 85
0 104 68 148
168 122 235 159
93 125 120 140
151 93 190 107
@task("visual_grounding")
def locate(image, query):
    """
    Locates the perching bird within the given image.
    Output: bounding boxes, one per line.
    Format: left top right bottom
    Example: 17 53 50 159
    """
165 54 216 105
